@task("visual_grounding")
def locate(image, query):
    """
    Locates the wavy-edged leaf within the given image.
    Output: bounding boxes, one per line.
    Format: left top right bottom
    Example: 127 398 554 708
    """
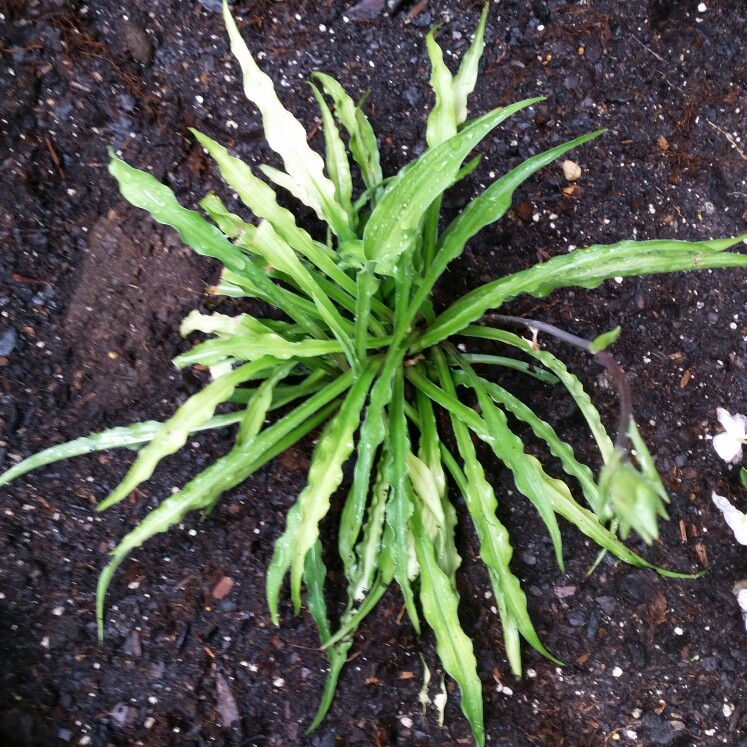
386 367 420 631
425 3 489 146
452 3 489 124
303 540 353 733
415 384 459 583
251 220 357 368
406 125 596 327
340 341 410 581
96 380 349 637
425 25 459 147
98 358 280 511
108 153 324 337
267 359 378 623
548 481 694 579
199 192 256 243
412 499 484 747
222 1 351 238
108 152 248 274
455 371 603 516
431 350 557 670
0 413 245 488
191 131 353 281
172 334 345 369
460 327 615 463
362 108 517 276
237 362 295 446
310 81 355 227
410 360 566 570
418 234 747 349
348 445 390 600
312 73 383 199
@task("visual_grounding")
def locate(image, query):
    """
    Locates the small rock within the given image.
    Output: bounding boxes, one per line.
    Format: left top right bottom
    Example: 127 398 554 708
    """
197 0 224 11
122 629 142 657
0 328 17 357
520 551 537 565
122 20 153 64
562 159 582 181
642 713 677 746
109 702 137 729
215 671 240 727
567 611 586 627
347 0 387 19
554 585 577 599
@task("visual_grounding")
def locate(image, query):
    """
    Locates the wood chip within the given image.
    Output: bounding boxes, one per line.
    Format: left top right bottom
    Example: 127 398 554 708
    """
211 576 234 600
561 184 582 199
695 543 708 567
679 519 688 543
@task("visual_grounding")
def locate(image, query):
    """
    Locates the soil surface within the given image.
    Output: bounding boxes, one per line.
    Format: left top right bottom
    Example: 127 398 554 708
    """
2 1 747 745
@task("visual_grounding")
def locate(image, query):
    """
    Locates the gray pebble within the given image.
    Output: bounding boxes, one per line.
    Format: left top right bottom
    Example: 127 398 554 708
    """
596 595 616 615
567 611 586 627
0 328 17 357
521 551 537 566
197 0 225 11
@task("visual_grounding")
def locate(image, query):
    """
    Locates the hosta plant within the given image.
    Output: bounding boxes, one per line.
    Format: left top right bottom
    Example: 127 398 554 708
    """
3 3 747 744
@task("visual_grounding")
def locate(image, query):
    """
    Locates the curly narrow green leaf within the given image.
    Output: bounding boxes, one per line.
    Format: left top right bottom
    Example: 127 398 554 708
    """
199 192 256 243
386 369 420 630
425 3 488 146
339 336 410 584
363 108 519 276
452 3 489 124
415 384 460 583
310 82 355 228
0 413 246 488
97 385 347 637
237 362 295 446
461 326 616 463
347 446 391 601
267 359 379 623
192 131 355 287
312 73 383 200
303 540 354 733
222 0 351 238
410 359 566 570
108 152 247 274
548 480 693 579
425 24 459 147
172 334 345 369
251 220 357 369
97 358 280 511
412 500 484 747
431 350 557 671
417 234 747 349
108 153 325 338
405 128 600 326
453 370 603 516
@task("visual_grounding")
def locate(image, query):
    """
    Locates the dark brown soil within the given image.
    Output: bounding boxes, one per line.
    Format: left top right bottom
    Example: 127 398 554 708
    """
2 1 747 745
